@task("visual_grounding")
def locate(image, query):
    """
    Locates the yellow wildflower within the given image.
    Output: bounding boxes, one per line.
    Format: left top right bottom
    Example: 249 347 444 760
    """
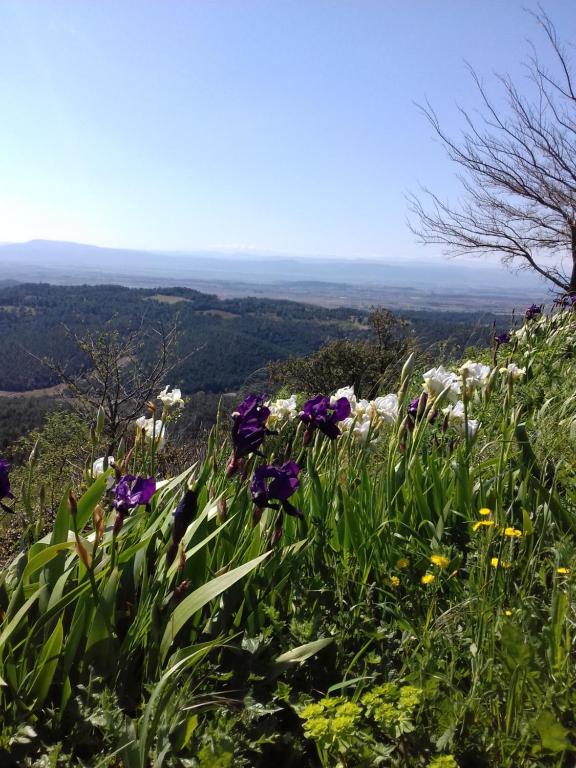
428 754 459 768
502 527 522 538
472 520 496 531
303 717 330 739
504 610 512 616
491 557 511 569
479 508 492 516
557 567 570 575
300 703 326 719
331 715 357 734
336 702 361 719
430 555 449 568
396 557 410 569
421 573 435 584
319 697 345 709
389 575 400 587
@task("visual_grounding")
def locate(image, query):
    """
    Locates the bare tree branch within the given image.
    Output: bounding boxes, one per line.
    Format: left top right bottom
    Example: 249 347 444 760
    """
29 318 199 447
409 9 576 295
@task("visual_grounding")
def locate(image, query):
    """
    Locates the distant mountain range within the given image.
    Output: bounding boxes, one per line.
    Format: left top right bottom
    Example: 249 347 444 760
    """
0 239 549 311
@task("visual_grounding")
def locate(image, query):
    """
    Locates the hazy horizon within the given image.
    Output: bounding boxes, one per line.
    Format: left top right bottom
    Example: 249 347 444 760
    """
0 236 533 266
0 238 549 311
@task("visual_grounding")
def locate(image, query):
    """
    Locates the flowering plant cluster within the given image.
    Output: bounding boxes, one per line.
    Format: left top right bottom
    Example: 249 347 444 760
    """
134 386 184 455
112 474 156 535
298 683 433 764
415 330 529 438
89 385 185 537
225 387 403 539
225 339 534 540
268 387 401 447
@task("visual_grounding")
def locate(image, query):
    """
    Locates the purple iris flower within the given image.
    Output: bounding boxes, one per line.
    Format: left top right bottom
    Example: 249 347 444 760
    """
251 461 301 540
227 394 276 476
408 392 428 421
525 304 542 320
167 488 198 566
0 459 14 502
494 332 510 346
0 459 14 513
554 294 576 308
299 395 351 444
112 474 156 535
232 394 270 423
251 461 300 512
232 420 267 458
113 475 157 513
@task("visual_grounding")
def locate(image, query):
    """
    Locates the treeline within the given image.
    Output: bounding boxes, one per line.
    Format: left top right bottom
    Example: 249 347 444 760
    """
0 397 61 453
0 283 509 394
0 283 368 393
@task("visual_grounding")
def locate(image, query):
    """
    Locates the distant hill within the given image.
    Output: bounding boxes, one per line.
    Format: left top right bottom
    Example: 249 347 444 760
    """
0 239 549 311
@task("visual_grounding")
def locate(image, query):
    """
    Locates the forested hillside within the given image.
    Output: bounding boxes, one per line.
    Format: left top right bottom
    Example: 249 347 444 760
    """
0 283 509 394
0 283 366 392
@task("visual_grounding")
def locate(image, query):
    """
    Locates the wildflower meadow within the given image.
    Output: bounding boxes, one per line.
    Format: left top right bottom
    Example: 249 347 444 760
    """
1 302 575 767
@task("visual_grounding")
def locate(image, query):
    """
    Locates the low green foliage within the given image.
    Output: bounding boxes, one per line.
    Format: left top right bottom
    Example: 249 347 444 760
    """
269 308 411 397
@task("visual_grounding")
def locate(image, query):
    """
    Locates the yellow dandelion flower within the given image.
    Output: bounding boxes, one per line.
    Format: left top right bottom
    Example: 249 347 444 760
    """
502 527 522 538
491 557 511 569
389 575 400 587
504 609 512 616
479 508 492 516
557 567 570 575
421 573 435 585
472 520 496 531
430 555 449 568
396 557 410 569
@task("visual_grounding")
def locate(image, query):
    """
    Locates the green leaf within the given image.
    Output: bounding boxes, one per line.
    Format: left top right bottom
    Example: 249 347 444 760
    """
166 517 231 579
327 675 373 694
0 585 46 654
140 642 220 767
501 621 532 671
25 618 63 707
273 637 334 672
160 552 271 661
50 490 71 546
23 541 76 583
76 474 108 530
27 580 91 644
549 589 569 671
521 507 534 537
86 567 121 657
534 710 571 753
60 598 89 714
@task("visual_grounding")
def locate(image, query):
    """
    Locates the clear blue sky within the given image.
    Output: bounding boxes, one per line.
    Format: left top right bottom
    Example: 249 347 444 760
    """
0 0 575 259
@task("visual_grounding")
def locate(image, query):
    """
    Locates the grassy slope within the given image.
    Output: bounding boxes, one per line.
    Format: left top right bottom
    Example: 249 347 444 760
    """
0 307 574 767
